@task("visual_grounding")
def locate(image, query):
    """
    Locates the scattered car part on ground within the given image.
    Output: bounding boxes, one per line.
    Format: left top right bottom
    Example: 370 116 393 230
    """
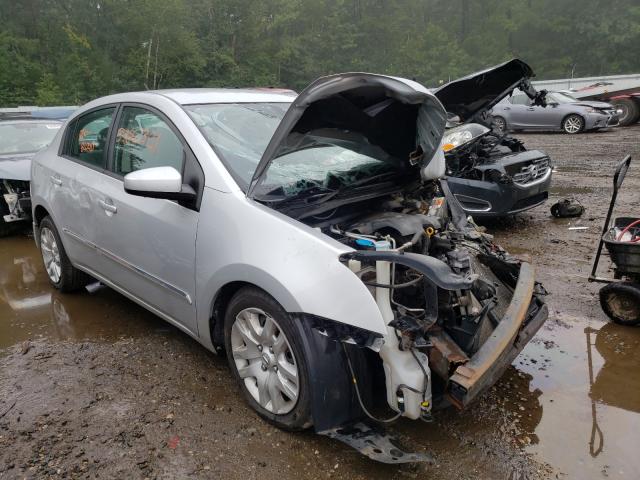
30 76 548 462
550 198 585 218
433 59 553 217
0 107 76 236
492 90 620 134
589 155 640 326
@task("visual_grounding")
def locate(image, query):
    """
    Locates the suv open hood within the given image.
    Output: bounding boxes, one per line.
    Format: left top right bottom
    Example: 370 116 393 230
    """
247 73 447 197
434 59 536 122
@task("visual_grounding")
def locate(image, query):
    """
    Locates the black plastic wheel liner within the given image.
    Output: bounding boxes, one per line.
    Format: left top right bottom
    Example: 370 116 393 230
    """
293 315 368 432
293 317 434 463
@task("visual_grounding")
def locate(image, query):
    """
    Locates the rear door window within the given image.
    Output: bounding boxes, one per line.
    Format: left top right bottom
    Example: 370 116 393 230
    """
66 108 116 167
112 106 184 176
510 95 531 106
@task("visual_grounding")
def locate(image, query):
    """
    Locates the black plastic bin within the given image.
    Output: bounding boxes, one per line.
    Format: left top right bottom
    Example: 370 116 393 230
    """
603 217 640 276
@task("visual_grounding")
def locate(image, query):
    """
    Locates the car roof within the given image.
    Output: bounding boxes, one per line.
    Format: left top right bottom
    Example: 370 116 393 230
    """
151 88 297 105
0 118 63 125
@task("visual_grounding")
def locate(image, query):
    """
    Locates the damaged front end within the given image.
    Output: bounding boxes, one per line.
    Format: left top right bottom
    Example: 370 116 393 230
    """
249 72 548 462
332 193 548 416
434 59 552 217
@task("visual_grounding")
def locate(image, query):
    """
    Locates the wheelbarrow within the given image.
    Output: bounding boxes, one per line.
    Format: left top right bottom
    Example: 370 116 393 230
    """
589 155 640 326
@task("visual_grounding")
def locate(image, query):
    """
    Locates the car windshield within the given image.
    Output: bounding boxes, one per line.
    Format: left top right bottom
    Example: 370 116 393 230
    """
259 129 401 197
0 121 61 155
185 102 406 197
184 102 290 190
549 92 578 104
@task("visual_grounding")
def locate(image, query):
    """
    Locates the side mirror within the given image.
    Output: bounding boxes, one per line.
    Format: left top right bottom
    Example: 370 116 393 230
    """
549 102 559 107
124 166 196 202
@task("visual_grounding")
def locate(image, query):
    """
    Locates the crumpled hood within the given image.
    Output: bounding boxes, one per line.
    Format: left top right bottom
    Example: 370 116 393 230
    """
247 72 447 197
434 59 535 122
0 152 34 181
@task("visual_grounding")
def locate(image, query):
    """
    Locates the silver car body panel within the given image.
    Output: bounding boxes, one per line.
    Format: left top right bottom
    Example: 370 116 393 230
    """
31 81 446 344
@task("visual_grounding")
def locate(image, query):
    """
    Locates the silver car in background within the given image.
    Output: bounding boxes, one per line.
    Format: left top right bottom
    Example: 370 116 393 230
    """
492 90 620 133
30 76 547 462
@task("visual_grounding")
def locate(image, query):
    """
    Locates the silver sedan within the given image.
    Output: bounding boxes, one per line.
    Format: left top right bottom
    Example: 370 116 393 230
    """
492 91 620 134
30 75 547 461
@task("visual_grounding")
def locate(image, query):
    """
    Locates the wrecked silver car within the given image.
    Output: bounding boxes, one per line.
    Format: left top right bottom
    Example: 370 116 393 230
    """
0 107 75 236
31 74 548 463
434 59 553 217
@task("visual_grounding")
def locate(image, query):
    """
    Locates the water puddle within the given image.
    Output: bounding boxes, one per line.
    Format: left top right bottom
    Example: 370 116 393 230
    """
0 236 166 352
515 319 640 478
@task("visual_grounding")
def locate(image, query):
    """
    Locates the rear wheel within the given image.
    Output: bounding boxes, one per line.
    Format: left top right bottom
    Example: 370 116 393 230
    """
610 98 640 126
224 287 313 430
599 282 640 326
562 114 585 134
39 216 90 292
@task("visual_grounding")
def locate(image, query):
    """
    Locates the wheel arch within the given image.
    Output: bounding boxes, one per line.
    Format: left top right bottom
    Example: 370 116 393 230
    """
561 112 585 131
206 270 303 350
33 204 50 226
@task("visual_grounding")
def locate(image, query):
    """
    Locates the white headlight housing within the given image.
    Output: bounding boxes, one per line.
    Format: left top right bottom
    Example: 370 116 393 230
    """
441 123 491 152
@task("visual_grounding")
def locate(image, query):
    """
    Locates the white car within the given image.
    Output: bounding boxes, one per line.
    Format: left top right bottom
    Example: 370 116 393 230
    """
30 74 548 462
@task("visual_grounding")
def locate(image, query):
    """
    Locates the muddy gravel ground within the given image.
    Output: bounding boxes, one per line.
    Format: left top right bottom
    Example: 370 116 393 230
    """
1 125 639 480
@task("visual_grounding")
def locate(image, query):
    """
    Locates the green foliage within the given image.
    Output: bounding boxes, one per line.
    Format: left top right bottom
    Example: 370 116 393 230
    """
0 0 638 106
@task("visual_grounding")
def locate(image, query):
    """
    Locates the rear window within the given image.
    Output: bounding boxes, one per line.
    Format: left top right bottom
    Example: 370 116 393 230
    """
0 122 61 155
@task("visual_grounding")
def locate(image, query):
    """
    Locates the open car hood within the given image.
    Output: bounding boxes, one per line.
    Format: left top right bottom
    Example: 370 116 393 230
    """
247 73 447 198
434 59 535 122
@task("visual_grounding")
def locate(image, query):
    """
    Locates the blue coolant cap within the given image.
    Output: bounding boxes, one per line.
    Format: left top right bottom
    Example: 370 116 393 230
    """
355 238 375 248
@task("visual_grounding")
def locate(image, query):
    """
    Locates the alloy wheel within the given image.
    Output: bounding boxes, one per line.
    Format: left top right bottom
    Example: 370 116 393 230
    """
230 307 299 414
563 115 583 134
40 227 62 283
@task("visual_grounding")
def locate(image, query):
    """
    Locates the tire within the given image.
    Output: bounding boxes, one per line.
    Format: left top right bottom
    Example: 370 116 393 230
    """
493 116 507 134
562 114 585 134
610 98 640 126
38 216 90 292
599 282 640 326
224 287 313 430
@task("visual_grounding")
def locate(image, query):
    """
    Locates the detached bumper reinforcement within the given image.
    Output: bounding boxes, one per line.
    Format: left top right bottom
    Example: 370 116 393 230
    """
446 262 548 408
319 422 434 464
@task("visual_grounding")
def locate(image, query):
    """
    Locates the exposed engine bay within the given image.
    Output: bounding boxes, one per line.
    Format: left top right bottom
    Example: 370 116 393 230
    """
442 122 551 186
265 176 547 424
1 179 31 224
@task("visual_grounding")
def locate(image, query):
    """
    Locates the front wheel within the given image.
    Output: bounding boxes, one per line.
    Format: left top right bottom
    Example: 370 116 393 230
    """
224 287 313 430
599 282 640 326
493 116 507 134
39 216 90 292
562 114 585 134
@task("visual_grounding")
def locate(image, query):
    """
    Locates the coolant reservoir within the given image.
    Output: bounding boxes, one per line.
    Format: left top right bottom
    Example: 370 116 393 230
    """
374 242 432 419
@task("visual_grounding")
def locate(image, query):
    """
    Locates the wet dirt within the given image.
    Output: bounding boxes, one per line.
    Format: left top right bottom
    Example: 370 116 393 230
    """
1 125 639 479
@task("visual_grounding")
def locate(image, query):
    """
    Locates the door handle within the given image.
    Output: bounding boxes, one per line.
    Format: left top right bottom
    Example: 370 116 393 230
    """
99 199 117 214
50 175 62 186
527 107 535 111
503 107 511 111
